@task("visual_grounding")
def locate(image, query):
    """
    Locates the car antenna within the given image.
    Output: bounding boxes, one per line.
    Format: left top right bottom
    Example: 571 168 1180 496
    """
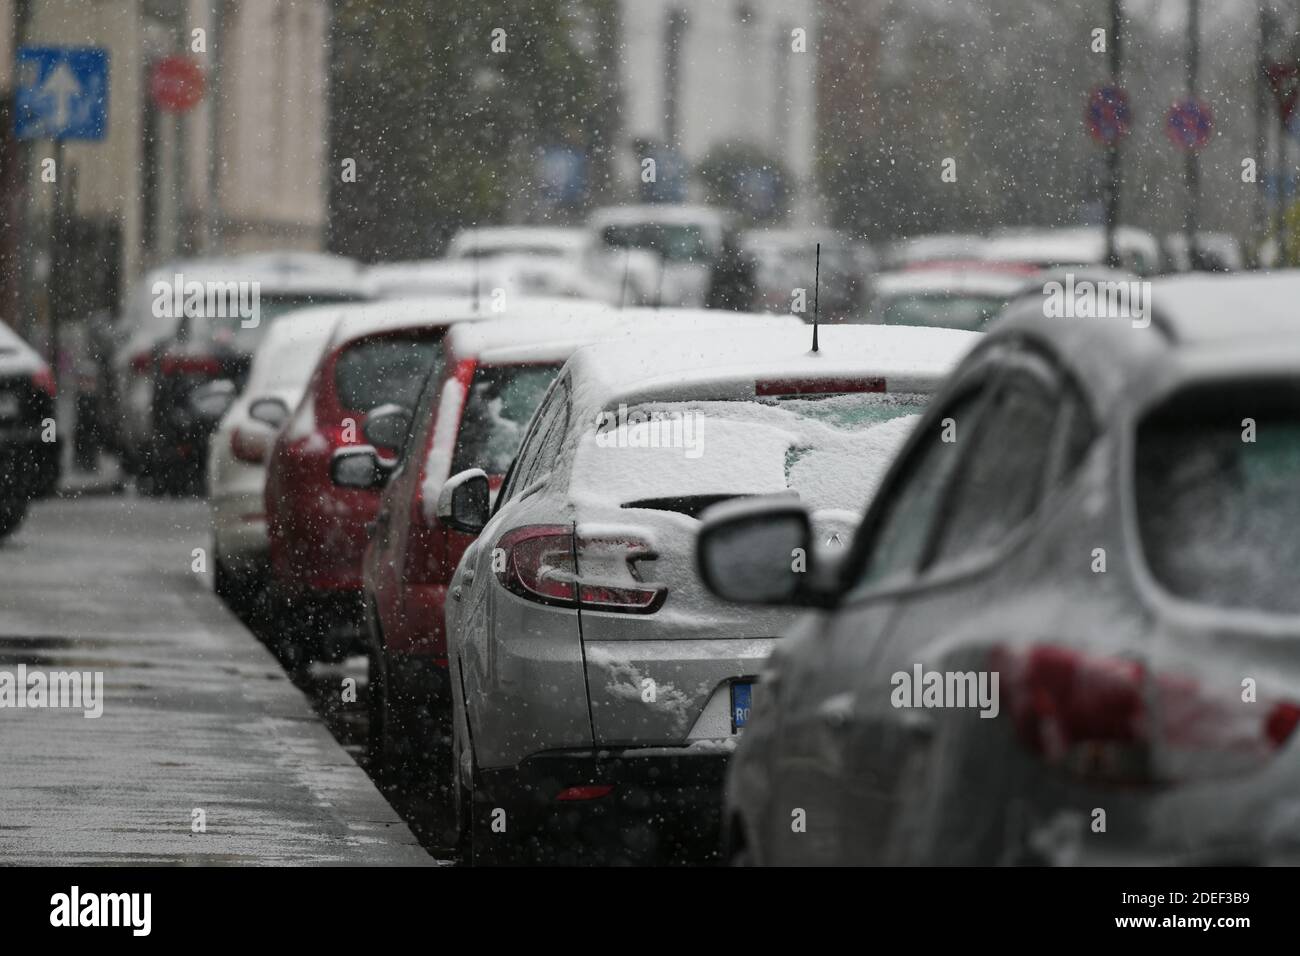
811 242 821 353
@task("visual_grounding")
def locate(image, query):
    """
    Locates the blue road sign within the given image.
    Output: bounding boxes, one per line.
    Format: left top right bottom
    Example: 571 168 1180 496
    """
15 46 109 141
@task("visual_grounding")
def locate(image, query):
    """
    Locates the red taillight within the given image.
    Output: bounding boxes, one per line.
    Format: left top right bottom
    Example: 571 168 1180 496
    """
130 352 154 374
32 366 57 398
230 426 269 464
161 354 223 377
555 784 614 802
995 644 1300 783
494 525 666 613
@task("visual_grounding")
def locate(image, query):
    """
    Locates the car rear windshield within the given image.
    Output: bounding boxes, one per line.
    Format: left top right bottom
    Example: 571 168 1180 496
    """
877 294 1006 331
601 224 708 262
1136 380 1300 615
334 334 444 414
574 391 928 515
452 363 562 475
180 293 361 352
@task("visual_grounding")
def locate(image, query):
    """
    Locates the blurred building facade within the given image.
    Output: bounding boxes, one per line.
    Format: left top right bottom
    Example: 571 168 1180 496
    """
615 0 818 217
1 0 330 336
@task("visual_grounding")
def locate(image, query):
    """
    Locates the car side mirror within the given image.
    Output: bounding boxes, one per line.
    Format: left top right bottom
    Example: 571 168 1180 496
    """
189 379 237 422
363 403 411 454
698 498 830 607
248 396 290 430
437 468 491 535
330 446 389 490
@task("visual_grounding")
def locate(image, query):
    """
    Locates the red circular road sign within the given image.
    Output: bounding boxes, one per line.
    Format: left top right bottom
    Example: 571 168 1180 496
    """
1085 85 1131 146
1165 97 1213 152
151 56 205 113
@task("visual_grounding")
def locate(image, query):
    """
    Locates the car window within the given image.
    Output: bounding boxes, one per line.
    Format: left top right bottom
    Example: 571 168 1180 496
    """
928 371 1058 566
500 376 570 503
1135 379 1300 615
848 387 986 594
451 363 563 476
333 333 444 414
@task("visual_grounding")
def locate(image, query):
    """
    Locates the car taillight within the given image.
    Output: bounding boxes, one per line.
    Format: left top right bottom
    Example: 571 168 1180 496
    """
994 643 1300 784
494 525 666 613
32 366 57 398
130 352 154 374
160 354 224 377
555 785 614 802
756 377 885 397
230 426 269 464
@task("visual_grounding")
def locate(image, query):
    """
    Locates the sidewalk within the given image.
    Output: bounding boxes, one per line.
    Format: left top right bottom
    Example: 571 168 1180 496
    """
0 495 435 865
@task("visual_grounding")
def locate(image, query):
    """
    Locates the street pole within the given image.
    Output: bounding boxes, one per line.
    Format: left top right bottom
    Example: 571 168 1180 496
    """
1255 3 1268 263
1106 0 1123 269
48 136 65 373
1184 0 1201 268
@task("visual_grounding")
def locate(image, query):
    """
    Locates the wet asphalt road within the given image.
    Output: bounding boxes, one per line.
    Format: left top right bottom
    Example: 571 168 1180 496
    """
0 492 438 865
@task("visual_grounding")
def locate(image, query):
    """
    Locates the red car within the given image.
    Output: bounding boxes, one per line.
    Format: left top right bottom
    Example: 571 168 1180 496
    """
352 309 803 783
263 298 494 663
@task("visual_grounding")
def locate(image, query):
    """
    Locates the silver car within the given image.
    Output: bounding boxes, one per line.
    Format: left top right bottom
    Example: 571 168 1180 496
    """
702 271 1300 866
440 324 978 864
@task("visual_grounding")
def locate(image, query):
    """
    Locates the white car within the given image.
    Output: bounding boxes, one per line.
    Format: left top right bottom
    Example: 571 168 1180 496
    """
445 225 660 306
440 322 979 863
588 204 736 307
207 304 346 598
365 256 616 305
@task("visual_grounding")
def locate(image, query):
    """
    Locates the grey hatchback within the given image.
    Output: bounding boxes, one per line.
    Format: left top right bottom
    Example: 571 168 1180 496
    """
702 272 1300 866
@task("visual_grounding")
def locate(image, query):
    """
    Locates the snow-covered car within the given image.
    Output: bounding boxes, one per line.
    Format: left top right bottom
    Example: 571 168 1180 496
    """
981 225 1164 277
868 265 1038 331
352 308 801 788
108 259 368 494
0 320 59 541
365 255 617 305
445 225 661 306
703 270 1300 865
588 204 736 307
440 323 978 863
742 228 873 319
207 303 351 601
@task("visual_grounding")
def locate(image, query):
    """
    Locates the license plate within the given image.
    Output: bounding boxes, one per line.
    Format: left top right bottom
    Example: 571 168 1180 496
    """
731 681 754 733
0 394 18 421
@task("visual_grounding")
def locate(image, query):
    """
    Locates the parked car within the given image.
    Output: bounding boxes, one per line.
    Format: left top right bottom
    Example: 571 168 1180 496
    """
207 303 351 603
885 233 985 270
703 270 1300 866
109 260 367 495
0 320 59 540
742 228 873 319
588 204 736 307
1163 232 1245 273
444 225 660 305
353 308 802 790
868 265 1037 331
366 256 615 305
981 225 1164 277
438 323 979 864
264 297 608 664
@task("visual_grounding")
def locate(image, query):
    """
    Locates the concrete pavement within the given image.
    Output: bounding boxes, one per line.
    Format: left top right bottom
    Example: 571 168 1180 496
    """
0 493 434 865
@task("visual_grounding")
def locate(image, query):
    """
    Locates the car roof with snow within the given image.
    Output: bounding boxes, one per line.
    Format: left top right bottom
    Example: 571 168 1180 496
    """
445 226 589 255
589 204 732 228
0 319 45 375
991 270 1300 418
446 309 801 366
564 324 980 411
874 268 1033 298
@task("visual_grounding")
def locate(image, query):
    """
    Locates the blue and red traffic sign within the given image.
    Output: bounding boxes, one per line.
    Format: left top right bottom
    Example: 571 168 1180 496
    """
1085 85 1131 146
1165 98 1214 152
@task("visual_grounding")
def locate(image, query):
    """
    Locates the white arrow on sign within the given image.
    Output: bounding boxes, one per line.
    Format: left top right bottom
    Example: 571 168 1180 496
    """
41 62 81 134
